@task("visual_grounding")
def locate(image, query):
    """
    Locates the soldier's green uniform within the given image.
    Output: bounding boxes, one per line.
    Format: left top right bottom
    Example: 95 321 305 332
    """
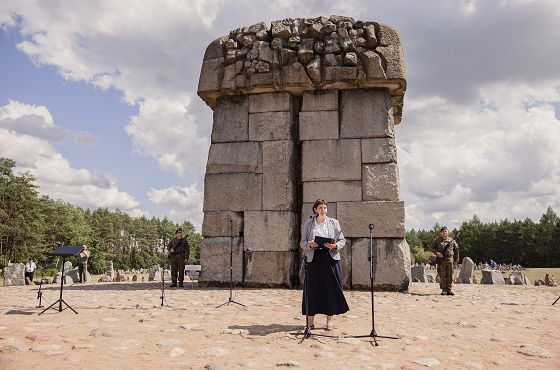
167 228 190 287
430 228 459 295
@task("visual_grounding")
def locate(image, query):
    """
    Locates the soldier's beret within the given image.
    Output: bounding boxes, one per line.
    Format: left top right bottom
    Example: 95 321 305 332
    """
175 228 183 233
440 226 448 232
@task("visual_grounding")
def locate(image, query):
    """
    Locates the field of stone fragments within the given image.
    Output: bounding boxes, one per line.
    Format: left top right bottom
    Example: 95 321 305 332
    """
0 280 558 370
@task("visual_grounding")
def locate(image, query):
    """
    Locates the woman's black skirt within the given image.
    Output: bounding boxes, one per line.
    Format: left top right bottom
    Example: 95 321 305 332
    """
302 248 349 316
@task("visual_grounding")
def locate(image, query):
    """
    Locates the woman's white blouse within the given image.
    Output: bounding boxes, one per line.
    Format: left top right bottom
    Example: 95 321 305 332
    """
313 219 329 238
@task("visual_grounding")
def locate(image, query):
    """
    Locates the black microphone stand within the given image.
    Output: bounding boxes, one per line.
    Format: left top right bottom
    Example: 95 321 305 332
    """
36 267 44 308
350 224 399 346
217 218 245 308
161 243 167 307
553 296 559 305
39 255 78 315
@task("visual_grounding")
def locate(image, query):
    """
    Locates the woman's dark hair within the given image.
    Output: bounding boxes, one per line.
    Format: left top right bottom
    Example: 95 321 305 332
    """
312 199 327 212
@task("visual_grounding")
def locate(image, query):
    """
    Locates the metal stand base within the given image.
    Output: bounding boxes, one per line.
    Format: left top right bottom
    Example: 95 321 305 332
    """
38 256 77 315
292 325 338 344
216 297 245 308
39 298 77 315
352 329 400 346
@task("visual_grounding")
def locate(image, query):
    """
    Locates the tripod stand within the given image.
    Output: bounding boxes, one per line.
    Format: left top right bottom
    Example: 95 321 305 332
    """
217 218 245 308
36 268 45 308
292 254 337 343
350 224 399 346
553 296 559 305
40 254 78 315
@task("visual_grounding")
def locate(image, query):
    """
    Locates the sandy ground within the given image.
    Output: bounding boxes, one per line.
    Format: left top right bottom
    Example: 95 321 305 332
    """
0 281 559 370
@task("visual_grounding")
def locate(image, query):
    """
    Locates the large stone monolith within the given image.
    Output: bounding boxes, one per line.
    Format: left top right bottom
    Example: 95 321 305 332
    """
197 15 410 291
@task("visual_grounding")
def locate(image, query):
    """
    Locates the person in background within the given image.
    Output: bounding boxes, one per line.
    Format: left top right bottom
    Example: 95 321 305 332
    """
77 245 90 283
24 258 36 285
167 228 190 288
300 199 349 330
430 226 459 296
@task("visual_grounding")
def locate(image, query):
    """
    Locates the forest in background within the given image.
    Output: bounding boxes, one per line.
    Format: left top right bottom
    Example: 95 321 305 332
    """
407 208 560 268
2 157 559 274
0 158 202 274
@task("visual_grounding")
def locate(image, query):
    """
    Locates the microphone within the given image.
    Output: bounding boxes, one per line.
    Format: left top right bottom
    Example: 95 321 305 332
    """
310 213 318 219
368 224 375 230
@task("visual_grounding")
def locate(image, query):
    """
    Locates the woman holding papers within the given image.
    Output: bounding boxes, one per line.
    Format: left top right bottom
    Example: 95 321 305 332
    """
300 199 349 330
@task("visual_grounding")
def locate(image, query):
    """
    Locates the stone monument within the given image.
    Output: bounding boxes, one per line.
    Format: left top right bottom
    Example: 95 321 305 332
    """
197 15 410 291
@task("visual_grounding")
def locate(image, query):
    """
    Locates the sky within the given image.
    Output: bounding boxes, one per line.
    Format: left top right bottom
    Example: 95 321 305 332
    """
1 0 559 232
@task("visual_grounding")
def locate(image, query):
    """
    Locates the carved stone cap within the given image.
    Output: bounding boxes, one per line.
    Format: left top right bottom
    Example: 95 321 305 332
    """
198 15 406 123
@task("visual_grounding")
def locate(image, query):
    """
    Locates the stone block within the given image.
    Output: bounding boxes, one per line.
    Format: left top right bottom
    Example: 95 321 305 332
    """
66 267 91 283
244 211 298 252
244 251 292 286
249 72 274 87
361 138 397 163
204 35 228 60
301 90 338 111
202 211 244 237
206 142 262 174
301 202 337 227
377 23 401 46
411 265 427 282
199 237 244 284
337 201 405 238
249 92 293 113
263 141 297 210
204 173 262 211
303 181 362 203
299 111 339 141
249 111 293 141
3 263 25 286
211 95 248 143
351 238 411 291
359 50 386 80
340 89 394 139
302 139 361 181
324 66 357 82
198 57 224 93
281 62 312 85
459 257 475 284
376 45 406 80
362 163 400 201
481 270 505 285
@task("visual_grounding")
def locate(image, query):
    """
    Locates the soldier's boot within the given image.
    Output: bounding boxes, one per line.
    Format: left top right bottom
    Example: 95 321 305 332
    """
447 290 454 296
178 282 184 288
169 282 177 288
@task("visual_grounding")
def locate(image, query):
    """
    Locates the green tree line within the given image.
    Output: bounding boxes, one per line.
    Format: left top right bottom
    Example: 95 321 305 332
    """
0 157 202 273
407 208 560 267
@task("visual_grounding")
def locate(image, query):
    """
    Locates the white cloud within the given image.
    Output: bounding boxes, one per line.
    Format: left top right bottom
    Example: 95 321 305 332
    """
0 100 144 214
398 80 560 229
147 184 203 230
3 0 560 232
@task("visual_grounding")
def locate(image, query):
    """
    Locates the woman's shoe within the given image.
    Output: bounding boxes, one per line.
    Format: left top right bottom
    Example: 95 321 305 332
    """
326 322 335 331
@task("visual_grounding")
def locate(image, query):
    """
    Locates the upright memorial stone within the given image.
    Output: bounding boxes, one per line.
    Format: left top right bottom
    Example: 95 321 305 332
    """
198 15 410 291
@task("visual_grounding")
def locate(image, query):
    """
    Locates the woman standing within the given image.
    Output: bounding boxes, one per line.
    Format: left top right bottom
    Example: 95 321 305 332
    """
300 199 349 330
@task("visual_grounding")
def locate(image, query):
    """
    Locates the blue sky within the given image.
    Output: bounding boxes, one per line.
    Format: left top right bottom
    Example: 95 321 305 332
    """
1 1 560 231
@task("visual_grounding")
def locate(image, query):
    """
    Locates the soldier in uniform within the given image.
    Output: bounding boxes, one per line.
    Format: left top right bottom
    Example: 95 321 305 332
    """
167 228 190 288
430 226 459 295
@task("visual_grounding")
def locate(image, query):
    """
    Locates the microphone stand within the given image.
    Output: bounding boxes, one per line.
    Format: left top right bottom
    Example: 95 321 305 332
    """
161 244 166 306
350 224 399 346
217 218 245 308
36 267 44 308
